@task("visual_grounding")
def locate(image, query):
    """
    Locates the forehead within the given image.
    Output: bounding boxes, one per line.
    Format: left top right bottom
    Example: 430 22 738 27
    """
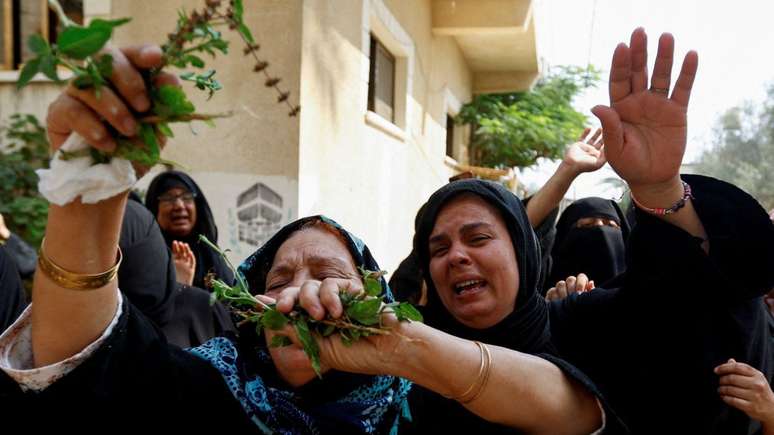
431 194 507 236
162 186 190 195
271 226 356 268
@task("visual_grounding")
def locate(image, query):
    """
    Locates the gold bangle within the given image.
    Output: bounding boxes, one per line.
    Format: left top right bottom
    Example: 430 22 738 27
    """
461 342 492 404
445 341 487 401
38 238 122 291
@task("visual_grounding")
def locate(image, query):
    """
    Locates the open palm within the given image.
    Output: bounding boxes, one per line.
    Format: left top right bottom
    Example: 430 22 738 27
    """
592 29 698 189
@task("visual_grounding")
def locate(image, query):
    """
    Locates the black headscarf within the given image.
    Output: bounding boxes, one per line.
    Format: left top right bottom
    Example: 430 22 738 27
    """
145 170 234 288
120 198 236 348
408 180 623 434
548 197 629 289
413 179 552 354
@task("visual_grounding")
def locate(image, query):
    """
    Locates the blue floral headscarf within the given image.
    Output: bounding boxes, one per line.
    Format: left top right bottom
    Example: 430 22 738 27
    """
189 216 412 434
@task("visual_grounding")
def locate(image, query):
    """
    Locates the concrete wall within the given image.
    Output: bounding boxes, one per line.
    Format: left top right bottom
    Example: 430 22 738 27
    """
298 0 473 274
114 0 304 263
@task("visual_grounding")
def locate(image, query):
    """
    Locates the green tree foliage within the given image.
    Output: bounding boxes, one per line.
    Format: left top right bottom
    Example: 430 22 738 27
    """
695 84 774 210
0 114 50 247
457 66 599 168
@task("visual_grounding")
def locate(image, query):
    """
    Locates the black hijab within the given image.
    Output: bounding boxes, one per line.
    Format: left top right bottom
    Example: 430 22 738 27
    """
413 179 552 353
548 197 629 289
408 179 623 434
145 170 234 288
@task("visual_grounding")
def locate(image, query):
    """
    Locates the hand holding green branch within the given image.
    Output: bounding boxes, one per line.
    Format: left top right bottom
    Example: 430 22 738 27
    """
19 0 299 169
199 235 423 377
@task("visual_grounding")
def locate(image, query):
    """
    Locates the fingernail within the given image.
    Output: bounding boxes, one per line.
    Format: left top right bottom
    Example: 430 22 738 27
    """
133 95 150 112
123 118 138 136
91 129 104 141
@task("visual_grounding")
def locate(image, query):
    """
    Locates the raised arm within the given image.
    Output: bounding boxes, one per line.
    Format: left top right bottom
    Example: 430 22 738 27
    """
591 28 706 247
31 45 174 367
525 128 606 228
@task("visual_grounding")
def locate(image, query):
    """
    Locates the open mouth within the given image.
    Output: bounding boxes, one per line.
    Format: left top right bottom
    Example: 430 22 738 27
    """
453 279 487 296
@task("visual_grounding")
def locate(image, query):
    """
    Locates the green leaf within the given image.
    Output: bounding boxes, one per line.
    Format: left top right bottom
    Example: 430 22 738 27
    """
95 54 113 77
57 26 111 60
39 55 59 81
28 34 50 55
394 302 423 322
138 123 160 163
238 23 254 45
261 309 288 331
186 54 205 68
364 276 382 297
154 85 196 117
294 317 321 377
345 298 382 326
157 123 174 138
90 18 132 30
16 58 41 89
57 18 131 60
270 335 293 348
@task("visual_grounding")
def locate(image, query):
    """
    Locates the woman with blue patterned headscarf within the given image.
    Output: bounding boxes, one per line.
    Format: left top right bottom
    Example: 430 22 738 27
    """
0 215 411 434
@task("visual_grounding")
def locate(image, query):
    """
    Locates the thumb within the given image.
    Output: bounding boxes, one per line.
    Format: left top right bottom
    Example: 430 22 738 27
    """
591 105 623 160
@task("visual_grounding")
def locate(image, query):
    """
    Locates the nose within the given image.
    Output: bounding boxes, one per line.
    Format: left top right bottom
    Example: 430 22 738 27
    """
593 218 606 227
447 243 472 267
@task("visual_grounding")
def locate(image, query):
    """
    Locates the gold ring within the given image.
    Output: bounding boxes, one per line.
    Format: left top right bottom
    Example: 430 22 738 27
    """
650 87 669 95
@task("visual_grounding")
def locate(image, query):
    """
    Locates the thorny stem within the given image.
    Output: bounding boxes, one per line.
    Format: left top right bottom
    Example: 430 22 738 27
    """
228 16 299 114
198 235 272 311
138 112 234 124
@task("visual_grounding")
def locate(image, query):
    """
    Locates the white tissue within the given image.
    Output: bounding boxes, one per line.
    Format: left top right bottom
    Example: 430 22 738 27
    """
36 132 137 206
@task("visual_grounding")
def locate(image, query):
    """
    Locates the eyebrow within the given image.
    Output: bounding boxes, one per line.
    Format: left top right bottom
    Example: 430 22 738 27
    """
267 255 354 278
429 221 493 245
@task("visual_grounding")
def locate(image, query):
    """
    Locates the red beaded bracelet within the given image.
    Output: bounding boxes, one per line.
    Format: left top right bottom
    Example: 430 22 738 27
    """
631 181 693 216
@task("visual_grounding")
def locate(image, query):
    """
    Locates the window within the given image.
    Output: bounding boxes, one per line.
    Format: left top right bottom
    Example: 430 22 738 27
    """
1 0 83 71
446 114 455 159
367 34 396 123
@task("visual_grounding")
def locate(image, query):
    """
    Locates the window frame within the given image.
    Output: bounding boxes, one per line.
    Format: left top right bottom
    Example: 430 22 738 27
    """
367 33 396 124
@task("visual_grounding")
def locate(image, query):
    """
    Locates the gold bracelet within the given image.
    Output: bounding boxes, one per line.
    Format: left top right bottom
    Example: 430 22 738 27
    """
445 341 487 401
461 342 492 404
38 238 122 291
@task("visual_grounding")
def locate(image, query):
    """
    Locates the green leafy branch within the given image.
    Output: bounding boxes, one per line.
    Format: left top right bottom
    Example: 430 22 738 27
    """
17 0 299 169
199 235 423 377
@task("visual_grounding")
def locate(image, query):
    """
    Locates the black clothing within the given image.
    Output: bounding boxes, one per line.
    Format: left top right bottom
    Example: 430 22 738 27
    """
145 170 234 288
547 197 628 291
0 247 26 332
549 175 774 434
120 199 235 348
389 250 424 304
409 179 625 434
2 233 37 279
0 299 256 433
161 283 236 348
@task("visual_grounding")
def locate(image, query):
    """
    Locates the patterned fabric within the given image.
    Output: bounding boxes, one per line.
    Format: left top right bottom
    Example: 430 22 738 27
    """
189 216 412 434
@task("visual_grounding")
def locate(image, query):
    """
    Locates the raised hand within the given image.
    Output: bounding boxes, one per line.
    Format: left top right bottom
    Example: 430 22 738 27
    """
563 127 606 175
45 45 179 178
592 28 698 200
171 240 196 286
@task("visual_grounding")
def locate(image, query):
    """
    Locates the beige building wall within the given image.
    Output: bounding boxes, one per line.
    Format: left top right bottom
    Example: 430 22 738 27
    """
3 1 534 275
298 0 472 273
114 0 304 264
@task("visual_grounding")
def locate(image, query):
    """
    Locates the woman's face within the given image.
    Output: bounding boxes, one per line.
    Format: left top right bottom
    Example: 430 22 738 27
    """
263 225 360 387
156 187 198 238
427 194 520 329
